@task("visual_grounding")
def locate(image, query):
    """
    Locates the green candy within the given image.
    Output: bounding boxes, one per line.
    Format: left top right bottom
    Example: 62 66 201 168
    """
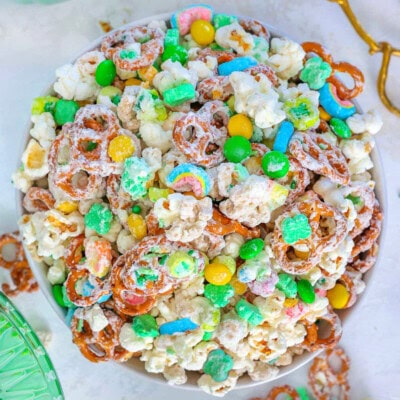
132 205 142 214
235 299 263 325
84 203 113 235
161 45 188 65
223 136 251 163
281 214 311 244
132 314 159 338
276 273 298 298
119 49 138 60
204 284 235 308
239 238 264 260
213 13 238 29
300 56 332 90
297 279 316 304
284 96 319 131
166 251 196 278
296 387 312 400
261 150 290 179
252 37 270 64
54 99 79 125
164 29 180 47
330 118 352 139
31 96 59 115
135 268 159 287
203 349 234 382
53 285 74 308
121 156 152 200
202 331 213 341
95 59 116 87
163 83 196 107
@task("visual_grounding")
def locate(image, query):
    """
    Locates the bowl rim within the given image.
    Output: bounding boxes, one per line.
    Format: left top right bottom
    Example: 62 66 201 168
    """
14 9 388 392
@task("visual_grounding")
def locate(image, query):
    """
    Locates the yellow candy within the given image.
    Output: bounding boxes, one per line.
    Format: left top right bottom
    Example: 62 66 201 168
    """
190 19 215 46
284 298 299 308
138 66 158 83
327 283 350 309
56 201 78 214
125 78 142 86
212 255 236 275
108 135 135 162
230 276 247 295
204 262 232 286
127 214 147 240
228 114 253 140
319 106 332 121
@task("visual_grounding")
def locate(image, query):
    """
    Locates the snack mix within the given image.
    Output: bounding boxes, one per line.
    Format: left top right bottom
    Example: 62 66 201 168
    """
13 5 383 396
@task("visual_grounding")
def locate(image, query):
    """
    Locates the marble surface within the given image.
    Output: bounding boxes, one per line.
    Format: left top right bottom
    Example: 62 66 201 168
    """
1 0 400 399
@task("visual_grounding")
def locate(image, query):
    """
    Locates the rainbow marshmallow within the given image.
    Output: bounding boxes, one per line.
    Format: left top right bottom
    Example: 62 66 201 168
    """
171 4 214 35
166 163 211 197
319 82 356 120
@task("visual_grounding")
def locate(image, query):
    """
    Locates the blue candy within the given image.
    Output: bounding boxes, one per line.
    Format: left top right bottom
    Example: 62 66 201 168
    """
65 307 76 327
159 318 199 335
319 82 356 120
82 281 111 303
273 121 295 153
218 57 258 76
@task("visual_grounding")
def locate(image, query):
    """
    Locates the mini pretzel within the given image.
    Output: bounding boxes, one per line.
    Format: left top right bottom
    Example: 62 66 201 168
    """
272 191 347 274
289 132 350 185
348 242 378 274
350 200 382 260
302 41 364 100
172 111 225 168
245 64 279 87
260 385 300 400
239 18 270 40
308 347 350 400
22 187 55 213
0 232 25 269
196 48 237 65
64 235 85 269
145 212 165 236
101 26 164 72
197 76 233 104
65 269 111 307
206 208 261 239
2 260 38 297
302 307 342 351
336 272 358 309
345 183 375 238
110 255 157 316
106 174 133 215
71 310 133 363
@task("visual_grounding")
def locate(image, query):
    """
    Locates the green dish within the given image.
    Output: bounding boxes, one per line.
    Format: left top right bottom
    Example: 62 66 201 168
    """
0 291 64 400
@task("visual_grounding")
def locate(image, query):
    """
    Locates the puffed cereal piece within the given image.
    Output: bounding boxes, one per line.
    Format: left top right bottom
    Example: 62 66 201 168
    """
153 193 213 242
268 37 305 79
219 175 287 227
163 365 187 385
215 22 254 55
54 51 105 101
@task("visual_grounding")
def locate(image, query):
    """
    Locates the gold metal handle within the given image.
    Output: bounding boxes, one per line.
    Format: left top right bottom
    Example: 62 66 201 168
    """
328 0 400 116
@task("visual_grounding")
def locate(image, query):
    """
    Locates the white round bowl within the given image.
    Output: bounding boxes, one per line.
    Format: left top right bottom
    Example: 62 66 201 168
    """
16 10 387 391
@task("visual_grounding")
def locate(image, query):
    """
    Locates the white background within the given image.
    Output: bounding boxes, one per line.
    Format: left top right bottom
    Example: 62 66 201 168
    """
0 0 400 399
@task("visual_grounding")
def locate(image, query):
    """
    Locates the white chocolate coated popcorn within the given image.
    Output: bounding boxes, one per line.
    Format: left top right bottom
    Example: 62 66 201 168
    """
53 51 104 101
153 193 212 242
340 134 374 175
139 121 172 153
163 365 187 385
74 304 108 332
346 109 383 135
120 323 154 353
222 233 245 258
21 139 49 180
268 37 305 79
230 71 286 129
219 175 287 227
215 23 254 55
30 112 56 150
197 374 239 397
47 258 66 285
188 56 218 80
